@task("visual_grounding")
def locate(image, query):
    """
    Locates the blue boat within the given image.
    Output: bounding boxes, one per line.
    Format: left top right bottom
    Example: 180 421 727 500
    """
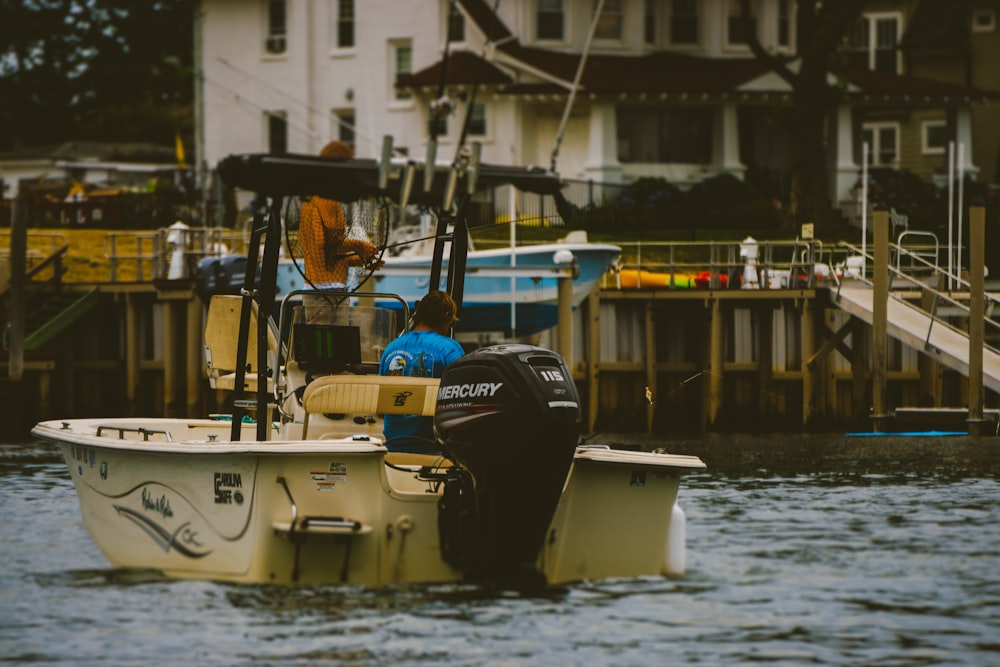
267 237 619 337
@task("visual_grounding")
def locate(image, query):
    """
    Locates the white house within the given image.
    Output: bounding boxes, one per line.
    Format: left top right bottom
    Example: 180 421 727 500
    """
196 0 998 217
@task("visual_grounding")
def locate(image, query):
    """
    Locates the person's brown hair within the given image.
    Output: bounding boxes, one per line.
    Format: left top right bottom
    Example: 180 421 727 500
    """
413 290 458 328
319 141 354 159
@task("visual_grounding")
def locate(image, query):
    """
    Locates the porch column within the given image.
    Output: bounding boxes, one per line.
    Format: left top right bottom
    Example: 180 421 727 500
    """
712 102 746 179
955 106 979 175
833 105 858 203
583 102 623 187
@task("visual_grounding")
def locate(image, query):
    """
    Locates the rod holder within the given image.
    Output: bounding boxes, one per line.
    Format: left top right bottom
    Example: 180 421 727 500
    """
399 161 416 209
378 135 393 190
424 139 437 192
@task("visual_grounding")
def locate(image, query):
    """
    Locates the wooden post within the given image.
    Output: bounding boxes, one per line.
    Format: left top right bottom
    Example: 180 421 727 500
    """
186 298 203 417
967 201 986 435
8 192 27 382
557 273 573 363
757 304 774 423
918 289 943 406
871 206 890 430
125 294 139 416
823 309 838 420
644 300 656 433
851 321 868 420
708 297 724 429
163 300 177 417
801 298 815 427
586 289 600 433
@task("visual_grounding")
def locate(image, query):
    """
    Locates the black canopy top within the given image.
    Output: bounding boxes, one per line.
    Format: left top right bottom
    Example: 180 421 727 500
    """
217 152 564 206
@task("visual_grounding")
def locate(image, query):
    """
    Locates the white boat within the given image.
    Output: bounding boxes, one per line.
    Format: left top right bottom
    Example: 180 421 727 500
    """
33 150 705 588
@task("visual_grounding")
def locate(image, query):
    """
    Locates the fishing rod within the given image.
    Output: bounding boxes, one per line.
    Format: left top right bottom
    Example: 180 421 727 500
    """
580 371 705 444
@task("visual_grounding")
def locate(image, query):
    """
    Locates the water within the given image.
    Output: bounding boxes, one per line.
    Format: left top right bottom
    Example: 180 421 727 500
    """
3 437 1000 666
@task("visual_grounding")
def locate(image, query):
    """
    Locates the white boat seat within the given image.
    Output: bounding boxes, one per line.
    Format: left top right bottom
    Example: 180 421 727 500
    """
204 295 278 392
300 375 439 439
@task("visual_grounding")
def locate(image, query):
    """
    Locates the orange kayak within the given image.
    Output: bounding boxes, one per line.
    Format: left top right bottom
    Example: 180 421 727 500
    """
619 269 698 288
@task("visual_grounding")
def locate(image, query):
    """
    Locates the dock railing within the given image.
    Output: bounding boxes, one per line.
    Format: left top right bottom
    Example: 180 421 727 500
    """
0 232 68 292
104 227 246 282
836 240 1000 356
606 238 840 290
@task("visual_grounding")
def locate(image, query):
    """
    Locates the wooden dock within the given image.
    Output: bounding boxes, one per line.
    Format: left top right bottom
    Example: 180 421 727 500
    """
3 218 998 439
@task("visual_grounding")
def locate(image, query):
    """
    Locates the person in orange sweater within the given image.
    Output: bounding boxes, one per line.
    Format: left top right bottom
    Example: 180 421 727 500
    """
298 141 381 290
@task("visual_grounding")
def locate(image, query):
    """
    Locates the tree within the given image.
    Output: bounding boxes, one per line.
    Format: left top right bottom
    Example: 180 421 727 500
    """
0 0 195 150
739 0 868 235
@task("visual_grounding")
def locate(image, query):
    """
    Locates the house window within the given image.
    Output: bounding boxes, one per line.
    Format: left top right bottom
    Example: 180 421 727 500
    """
922 120 947 155
777 0 790 48
972 9 996 32
727 0 758 47
392 41 412 101
537 0 564 40
336 0 354 48
266 0 287 54
447 2 465 42
617 107 711 164
268 111 288 154
333 109 356 152
467 102 487 136
862 122 899 167
594 0 623 41
851 13 901 73
670 0 698 45
644 0 655 44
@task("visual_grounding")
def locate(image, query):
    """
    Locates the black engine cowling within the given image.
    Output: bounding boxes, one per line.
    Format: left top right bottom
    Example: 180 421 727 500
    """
434 344 581 587
194 254 250 303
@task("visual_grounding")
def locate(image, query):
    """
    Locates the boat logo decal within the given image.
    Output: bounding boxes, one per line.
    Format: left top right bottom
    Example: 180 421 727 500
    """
213 472 245 505
100 461 108 480
142 487 174 518
392 391 413 407
114 504 210 558
438 382 503 400
630 471 647 487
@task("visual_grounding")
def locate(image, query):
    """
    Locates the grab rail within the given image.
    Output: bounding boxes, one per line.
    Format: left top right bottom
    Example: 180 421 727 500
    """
95 425 173 441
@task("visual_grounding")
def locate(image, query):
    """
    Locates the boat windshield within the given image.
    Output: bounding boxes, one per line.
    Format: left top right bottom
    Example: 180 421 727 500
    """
282 295 406 371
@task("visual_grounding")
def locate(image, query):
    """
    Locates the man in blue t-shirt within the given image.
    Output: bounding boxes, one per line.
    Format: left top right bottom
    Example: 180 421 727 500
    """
379 290 465 453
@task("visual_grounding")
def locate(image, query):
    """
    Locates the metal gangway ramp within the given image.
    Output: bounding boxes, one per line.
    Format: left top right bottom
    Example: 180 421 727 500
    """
831 241 1000 395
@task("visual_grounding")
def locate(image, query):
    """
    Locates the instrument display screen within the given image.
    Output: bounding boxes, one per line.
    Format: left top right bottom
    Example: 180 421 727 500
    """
293 324 362 369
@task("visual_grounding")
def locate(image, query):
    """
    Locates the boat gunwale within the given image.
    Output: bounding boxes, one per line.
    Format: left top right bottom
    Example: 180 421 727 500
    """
384 241 622 265
573 446 707 470
31 418 387 455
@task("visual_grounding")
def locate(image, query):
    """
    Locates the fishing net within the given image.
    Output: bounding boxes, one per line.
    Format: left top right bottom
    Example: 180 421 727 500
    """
282 195 392 292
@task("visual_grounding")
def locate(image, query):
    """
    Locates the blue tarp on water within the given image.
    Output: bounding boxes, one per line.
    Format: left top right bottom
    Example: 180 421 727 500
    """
844 430 967 437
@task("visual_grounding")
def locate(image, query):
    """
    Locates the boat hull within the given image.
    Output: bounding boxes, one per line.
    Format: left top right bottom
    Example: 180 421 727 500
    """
274 242 621 336
34 418 704 586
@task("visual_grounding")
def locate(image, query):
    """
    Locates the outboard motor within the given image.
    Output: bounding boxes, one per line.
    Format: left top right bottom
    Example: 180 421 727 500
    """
194 255 250 304
435 344 581 588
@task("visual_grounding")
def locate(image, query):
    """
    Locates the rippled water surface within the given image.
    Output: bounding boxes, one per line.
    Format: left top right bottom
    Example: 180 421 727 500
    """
2 438 999 666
